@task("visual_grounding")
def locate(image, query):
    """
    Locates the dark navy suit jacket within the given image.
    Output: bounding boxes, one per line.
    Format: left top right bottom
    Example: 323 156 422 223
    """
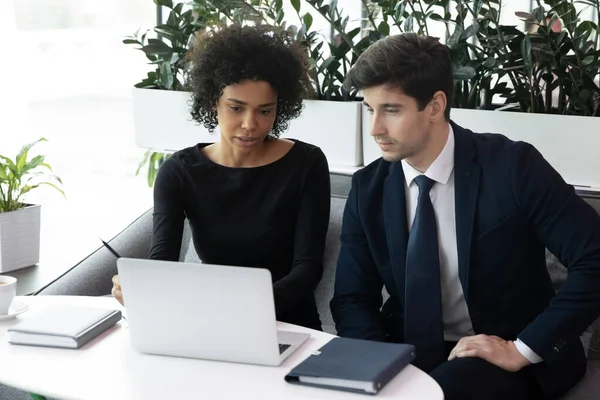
331 122 600 398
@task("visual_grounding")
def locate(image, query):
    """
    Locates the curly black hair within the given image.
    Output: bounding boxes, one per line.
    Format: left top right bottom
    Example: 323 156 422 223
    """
185 24 310 138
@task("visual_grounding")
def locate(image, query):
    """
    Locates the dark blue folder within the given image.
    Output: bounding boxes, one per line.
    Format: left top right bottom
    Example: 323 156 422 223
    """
285 337 416 395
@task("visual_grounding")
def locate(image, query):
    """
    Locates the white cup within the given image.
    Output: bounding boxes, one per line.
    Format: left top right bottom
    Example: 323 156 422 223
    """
0 276 17 315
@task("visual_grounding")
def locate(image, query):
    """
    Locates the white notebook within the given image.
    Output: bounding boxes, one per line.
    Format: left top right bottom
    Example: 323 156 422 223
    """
8 304 122 349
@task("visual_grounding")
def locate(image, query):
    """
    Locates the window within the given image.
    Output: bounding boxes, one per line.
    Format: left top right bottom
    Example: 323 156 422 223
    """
1 0 156 269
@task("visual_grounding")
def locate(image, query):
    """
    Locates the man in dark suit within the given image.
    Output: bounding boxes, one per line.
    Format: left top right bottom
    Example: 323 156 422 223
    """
331 33 600 399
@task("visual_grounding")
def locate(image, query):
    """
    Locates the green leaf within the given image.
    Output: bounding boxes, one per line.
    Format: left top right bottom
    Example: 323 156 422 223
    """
430 13 445 22
159 62 174 89
488 7 498 23
174 2 183 15
318 56 337 73
378 20 390 36
448 25 464 47
0 166 7 180
154 25 179 37
22 155 45 175
521 35 533 74
404 15 414 32
148 161 156 187
148 152 165 187
20 184 38 195
16 138 47 173
142 43 173 56
459 24 479 41
574 21 594 44
135 80 158 89
122 39 139 45
514 11 532 21
454 66 477 80
582 55 596 66
579 89 591 100
394 2 406 21
531 6 545 23
36 181 65 198
153 0 173 9
474 0 484 14
135 150 152 176
345 26 361 40
291 0 301 13
166 9 179 26
531 44 555 55
483 56 496 68
303 13 313 30
329 0 337 19
0 155 17 176
341 16 349 30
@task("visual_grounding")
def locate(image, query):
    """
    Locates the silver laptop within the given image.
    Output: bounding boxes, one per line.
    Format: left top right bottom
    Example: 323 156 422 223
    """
116 258 310 366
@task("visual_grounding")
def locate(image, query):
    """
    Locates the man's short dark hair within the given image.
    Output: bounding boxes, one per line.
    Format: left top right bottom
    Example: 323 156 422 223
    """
344 33 453 120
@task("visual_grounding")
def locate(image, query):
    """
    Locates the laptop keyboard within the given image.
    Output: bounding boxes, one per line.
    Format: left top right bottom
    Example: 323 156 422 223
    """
279 344 291 354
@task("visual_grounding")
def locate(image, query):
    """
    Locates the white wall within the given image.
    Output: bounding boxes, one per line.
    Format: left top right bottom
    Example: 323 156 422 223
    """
0 0 30 148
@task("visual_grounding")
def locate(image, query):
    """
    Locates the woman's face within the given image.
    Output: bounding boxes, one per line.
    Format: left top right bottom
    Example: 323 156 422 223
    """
215 79 278 150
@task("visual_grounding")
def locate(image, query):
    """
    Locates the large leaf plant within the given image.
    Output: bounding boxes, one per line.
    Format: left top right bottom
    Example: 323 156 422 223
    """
126 0 312 186
0 138 64 213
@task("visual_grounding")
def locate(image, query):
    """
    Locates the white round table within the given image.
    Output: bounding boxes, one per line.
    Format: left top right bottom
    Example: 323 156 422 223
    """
0 296 444 400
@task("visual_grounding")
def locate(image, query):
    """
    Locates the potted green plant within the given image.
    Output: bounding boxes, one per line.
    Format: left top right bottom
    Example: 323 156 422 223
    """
355 0 600 189
128 0 370 186
454 0 600 189
126 0 224 186
276 0 367 169
306 0 506 166
128 0 296 185
446 0 600 188
0 138 64 272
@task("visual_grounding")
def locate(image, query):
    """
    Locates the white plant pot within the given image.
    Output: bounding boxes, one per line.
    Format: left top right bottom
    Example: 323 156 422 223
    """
362 108 600 188
0 204 41 273
362 106 377 166
132 88 363 167
286 100 363 167
132 88 218 152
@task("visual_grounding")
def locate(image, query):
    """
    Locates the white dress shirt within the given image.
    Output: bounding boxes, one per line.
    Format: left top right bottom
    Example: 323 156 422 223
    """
400 125 542 364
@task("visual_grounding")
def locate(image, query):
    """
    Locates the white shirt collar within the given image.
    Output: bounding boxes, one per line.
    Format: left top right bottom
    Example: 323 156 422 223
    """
401 124 455 186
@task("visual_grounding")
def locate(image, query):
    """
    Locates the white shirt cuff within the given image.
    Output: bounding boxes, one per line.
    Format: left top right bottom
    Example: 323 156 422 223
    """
514 339 543 364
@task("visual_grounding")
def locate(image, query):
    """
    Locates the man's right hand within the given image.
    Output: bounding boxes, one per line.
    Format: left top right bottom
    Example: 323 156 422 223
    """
112 275 124 306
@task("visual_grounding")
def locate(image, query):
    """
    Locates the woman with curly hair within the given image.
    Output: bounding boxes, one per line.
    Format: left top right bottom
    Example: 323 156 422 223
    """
112 24 330 331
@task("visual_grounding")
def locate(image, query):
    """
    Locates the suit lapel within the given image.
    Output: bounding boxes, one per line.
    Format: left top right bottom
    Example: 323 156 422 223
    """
383 162 409 303
452 122 480 302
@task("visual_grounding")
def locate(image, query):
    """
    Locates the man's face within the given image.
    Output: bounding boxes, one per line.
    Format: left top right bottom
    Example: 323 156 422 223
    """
363 84 432 163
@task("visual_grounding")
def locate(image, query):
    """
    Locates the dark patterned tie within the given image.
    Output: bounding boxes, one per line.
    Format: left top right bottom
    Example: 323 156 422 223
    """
404 175 445 372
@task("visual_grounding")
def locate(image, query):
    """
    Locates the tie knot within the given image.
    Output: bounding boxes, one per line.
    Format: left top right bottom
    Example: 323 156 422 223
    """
414 175 435 194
